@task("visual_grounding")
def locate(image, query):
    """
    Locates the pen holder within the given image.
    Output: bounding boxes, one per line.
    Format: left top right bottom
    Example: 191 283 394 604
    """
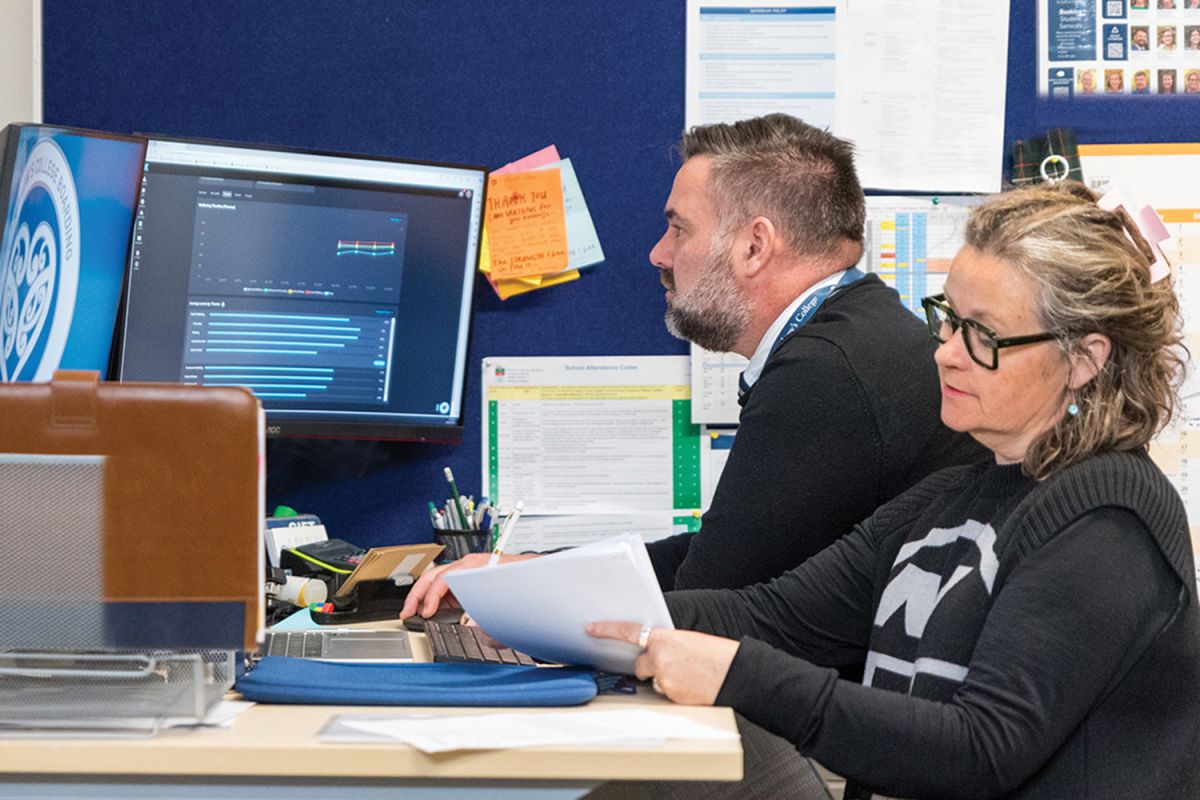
434 527 492 561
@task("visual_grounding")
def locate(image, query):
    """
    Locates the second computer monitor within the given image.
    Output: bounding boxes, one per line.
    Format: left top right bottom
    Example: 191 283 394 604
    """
0 123 144 382
116 138 486 440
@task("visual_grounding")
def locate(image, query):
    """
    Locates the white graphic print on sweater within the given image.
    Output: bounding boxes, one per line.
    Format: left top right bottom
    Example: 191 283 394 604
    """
864 520 999 691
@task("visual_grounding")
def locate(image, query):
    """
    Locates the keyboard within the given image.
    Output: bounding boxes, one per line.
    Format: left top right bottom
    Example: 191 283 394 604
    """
261 629 412 661
424 621 537 666
264 630 326 658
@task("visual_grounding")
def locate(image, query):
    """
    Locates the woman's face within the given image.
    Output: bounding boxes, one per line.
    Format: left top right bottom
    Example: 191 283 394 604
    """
1107 72 1123 90
934 247 1071 464
1190 29 1200 47
1162 28 1176 46
1164 71 1176 90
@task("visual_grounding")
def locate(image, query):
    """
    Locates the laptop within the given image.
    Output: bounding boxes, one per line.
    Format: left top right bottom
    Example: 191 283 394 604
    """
260 629 413 662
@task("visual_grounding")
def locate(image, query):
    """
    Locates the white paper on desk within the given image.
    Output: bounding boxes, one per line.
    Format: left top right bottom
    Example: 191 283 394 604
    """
444 533 673 674
325 709 739 753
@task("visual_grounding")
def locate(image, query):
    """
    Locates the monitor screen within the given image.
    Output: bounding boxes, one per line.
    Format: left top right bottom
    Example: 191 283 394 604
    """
0 123 145 382
115 137 487 441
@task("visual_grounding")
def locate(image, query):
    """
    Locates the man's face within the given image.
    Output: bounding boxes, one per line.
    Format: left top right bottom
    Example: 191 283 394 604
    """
1134 29 1149 47
649 156 752 353
1135 73 1148 90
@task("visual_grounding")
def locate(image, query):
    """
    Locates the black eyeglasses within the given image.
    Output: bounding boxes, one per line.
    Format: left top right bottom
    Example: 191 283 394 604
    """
920 294 1058 370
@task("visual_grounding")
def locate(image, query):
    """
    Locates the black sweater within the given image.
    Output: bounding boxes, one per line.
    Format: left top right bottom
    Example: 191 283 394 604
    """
668 452 1200 799
647 274 986 591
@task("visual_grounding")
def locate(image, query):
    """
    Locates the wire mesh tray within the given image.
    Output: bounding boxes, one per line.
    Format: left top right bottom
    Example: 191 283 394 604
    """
0 649 235 735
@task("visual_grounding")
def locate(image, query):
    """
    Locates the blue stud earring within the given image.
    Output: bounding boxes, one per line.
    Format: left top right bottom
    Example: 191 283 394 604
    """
1067 402 1080 417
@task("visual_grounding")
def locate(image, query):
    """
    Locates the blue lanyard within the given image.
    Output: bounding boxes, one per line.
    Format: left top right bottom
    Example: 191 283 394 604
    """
767 267 866 357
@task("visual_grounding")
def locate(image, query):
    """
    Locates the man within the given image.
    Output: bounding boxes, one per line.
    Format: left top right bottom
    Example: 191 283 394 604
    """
1132 27 1150 50
639 114 983 592
404 114 982 606
1133 70 1150 93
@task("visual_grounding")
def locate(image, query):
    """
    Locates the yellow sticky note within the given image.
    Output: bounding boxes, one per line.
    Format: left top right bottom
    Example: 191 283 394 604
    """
485 169 568 280
492 269 580 300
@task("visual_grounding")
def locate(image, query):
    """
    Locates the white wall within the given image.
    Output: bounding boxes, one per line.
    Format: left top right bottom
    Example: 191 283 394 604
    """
0 0 41 125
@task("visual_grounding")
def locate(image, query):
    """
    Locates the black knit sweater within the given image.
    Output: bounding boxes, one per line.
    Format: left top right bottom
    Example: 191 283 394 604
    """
668 451 1200 799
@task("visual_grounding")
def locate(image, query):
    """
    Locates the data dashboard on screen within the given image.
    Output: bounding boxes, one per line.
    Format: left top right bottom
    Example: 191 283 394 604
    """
115 138 486 440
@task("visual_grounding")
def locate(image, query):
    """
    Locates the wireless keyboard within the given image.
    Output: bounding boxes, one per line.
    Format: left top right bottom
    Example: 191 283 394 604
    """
424 621 537 666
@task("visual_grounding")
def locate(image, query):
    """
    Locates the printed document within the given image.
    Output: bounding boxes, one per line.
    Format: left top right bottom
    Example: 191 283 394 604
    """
836 0 1009 192
444 533 673 674
856 196 978 317
482 356 702 518
1078 143 1200 555
686 0 843 130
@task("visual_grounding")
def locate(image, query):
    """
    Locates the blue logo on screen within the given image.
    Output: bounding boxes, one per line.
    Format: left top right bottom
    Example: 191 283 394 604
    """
1 139 81 382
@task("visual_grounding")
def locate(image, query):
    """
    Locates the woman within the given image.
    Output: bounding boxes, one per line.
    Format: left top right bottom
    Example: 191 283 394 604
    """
1187 25 1200 49
1159 24 1178 49
591 183 1200 798
1160 68 1178 92
1105 68 1124 92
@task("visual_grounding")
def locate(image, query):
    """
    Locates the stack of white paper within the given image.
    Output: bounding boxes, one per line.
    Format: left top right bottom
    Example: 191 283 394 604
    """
443 533 673 674
324 709 738 753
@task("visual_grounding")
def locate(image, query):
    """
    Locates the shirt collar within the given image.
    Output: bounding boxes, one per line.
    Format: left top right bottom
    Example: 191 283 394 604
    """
740 269 848 389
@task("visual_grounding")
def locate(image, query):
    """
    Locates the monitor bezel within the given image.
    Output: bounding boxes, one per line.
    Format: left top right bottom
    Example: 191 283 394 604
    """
114 132 488 443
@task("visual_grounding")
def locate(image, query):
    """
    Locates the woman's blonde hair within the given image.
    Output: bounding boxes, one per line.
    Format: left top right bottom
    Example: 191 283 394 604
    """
965 182 1184 479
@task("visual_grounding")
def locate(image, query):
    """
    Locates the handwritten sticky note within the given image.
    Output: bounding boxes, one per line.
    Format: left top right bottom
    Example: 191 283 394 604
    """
485 169 568 280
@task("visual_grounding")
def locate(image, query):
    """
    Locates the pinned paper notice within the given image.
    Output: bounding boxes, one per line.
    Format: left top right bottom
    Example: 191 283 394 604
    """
485 169 568 280
535 158 604 270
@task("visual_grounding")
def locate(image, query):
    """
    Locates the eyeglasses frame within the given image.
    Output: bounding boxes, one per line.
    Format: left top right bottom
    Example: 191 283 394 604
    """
920 293 1059 370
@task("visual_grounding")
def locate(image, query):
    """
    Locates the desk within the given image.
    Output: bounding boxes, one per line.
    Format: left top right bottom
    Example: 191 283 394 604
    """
0 631 743 799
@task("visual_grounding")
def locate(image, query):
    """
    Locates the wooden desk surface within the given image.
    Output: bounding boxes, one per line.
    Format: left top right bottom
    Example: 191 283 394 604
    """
0 629 743 784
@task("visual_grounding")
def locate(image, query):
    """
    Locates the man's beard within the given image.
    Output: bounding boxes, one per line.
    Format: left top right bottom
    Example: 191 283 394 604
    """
664 234 752 353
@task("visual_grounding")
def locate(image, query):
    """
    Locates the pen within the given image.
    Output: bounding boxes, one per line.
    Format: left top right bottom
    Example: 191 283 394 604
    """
444 466 467 529
487 501 523 567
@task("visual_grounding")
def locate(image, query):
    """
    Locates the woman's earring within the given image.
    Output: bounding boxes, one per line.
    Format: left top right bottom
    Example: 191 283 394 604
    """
1067 402 1080 417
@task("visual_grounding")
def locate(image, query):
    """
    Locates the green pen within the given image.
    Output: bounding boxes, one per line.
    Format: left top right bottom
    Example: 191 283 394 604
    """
443 466 468 529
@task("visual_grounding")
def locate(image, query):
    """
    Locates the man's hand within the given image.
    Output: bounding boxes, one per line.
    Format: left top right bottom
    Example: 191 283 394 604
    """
586 621 739 706
399 552 539 619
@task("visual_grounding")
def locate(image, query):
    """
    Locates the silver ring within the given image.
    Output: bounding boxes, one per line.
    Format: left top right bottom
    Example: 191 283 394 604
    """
637 624 652 651
652 677 664 694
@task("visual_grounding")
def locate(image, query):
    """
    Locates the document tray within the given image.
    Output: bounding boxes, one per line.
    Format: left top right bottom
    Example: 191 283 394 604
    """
0 649 236 732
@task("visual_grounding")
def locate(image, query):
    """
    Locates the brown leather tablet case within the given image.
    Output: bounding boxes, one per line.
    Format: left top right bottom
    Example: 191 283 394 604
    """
0 371 263 651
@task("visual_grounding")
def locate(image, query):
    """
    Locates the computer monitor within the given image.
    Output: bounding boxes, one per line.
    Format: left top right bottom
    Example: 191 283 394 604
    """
0 123 145 382
115 137 487 441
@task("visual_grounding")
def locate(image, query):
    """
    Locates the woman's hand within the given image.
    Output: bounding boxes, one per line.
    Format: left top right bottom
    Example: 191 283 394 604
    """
586 621 740 705
399 552 539 619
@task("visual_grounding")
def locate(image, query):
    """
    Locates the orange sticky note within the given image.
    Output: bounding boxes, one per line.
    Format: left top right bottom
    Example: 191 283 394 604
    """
485 169 568 280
